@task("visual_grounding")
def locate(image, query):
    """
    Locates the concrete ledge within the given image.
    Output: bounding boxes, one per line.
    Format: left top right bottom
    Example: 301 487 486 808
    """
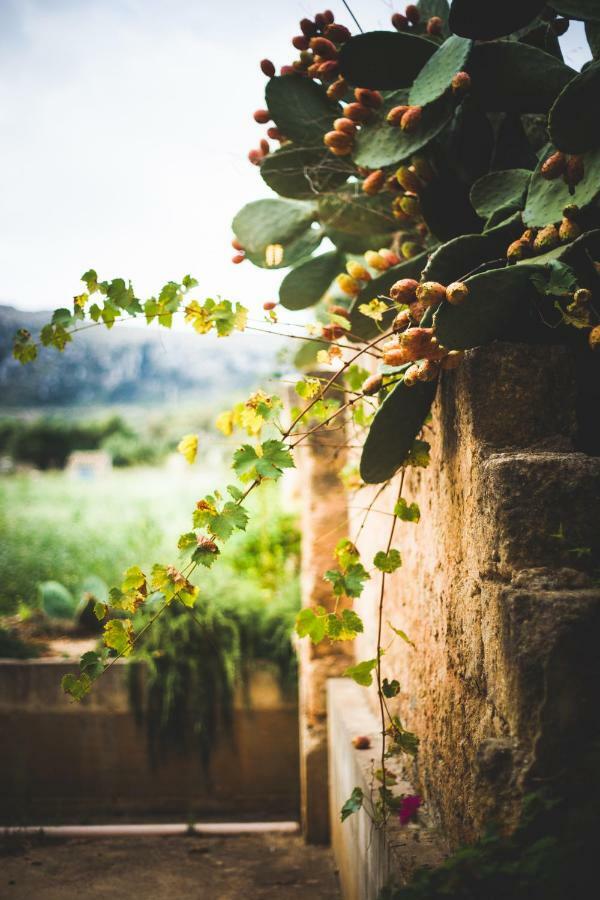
327 679 445 900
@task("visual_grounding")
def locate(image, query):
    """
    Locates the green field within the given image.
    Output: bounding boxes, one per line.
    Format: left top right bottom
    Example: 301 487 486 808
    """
0 464 296 616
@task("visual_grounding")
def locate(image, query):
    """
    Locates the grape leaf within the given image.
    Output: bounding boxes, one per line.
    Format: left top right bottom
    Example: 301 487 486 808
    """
374 549 402 573
341 786 364 822
296 606 327 643
344 658 378 687
394 499 421 523
103 618 134 656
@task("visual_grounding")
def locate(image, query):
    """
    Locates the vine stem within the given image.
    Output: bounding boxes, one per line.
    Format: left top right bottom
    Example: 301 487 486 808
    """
376 469 405 826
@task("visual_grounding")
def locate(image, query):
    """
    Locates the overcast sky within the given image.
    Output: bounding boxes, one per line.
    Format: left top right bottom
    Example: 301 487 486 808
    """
0 0 590 314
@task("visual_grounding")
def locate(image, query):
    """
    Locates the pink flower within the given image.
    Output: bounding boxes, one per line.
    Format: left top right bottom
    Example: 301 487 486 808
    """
398 794 421 826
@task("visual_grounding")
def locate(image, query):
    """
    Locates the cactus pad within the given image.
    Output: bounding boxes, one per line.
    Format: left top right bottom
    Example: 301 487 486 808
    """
260 145 348 199
317 188 397 235
360 378 436 483
422 233 506 283
338 31 437 90
265 75 340 145
279 251 344 310
470 169 531 219
409 35 472 107
549 61 600 154
523 144 600 227
448 0 546 40
348 253 428 340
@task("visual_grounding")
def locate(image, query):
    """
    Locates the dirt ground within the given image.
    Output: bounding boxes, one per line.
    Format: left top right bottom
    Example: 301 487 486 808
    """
1 831 341 899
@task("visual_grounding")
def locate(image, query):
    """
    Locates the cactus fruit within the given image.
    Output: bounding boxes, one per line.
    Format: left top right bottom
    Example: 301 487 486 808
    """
393 309 412 332
329 304 351 319
260 59 276 77
267 127 285 141
427 16 443 36
352 735 372 749
336 273 361 295
396 165 423 193
292 34 310 51
324 130 353 151
411 156 435 182
232 253 245 264
327 78 347 99
400 193 421 217
415 359 440 382
541 151 567 180
231 238 244 251
565 155 584 188
400 326 436 358
440 350 464 370
390 278 419 304
507 239 532 261
322 323 345 340
403 364 420 386
362 374 383 395
263 301 277 310
445 281 469 305
401 106 423 132
309 36 338 59
562 204 580 221
384 346 412 366
408 300 427 323
254 109 270 124
344 102 373 123
405 4 420 25
300 17 317 36
533 224 560 252
379 248 401 266
362 169 386 195
354 87 384 108
451 71 471 95
391 12 409 31
364 250 390 271
589 325 600 352
416 281 447 307
325 23 352 43
387 105 410 126
347 261 371 281
559 217 582 242
401 241 422 259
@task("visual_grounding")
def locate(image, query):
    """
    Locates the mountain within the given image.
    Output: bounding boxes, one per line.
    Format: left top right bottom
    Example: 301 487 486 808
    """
0 305 283 408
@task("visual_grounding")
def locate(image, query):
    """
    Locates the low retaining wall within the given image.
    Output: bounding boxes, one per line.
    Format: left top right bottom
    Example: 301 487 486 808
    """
0 658 299 824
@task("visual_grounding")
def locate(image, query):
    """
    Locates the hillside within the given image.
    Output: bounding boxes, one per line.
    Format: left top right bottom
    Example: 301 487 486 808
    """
0 305 282 407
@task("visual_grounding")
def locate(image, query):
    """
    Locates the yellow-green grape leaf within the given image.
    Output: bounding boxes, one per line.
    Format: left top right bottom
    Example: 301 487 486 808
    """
295 377 321 399
344 658 378 687
61 672 92 701
373 548 402 573
334 538 360 571
358 299 388 321
296 606 327 643
121 565 146 592
103 618 133 656
79 650 104 679
389 622 416 649
382 677 400 698
177 434 198 464
324 563 370 598
326 609 364 641
394 498 420 522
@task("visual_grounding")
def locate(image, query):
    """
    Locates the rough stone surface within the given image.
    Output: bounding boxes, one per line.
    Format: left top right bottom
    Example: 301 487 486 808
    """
347 343 600 845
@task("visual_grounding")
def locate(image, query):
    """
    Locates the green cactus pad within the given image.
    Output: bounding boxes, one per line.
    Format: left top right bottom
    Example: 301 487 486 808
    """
467 42 575 112
422 233 506 283
325 229 394 253
549 61 600 154
279 250 344 310
360 379 436 483
293 337 330 369
523 143 600 227
420 176 483 241
317 188 397 236
338 31 437 91
550 1 600 22
516 229 600 270
353 92 454 168
260 145 348 199
470 169 531 219
409 35 472 107
38 581 76 620
433 265 545 349
448 0 546 40
232 197 315 257
348 252 429 341
586 22 600 58
265 76 340 145
491 114 538 171
520 24 562 61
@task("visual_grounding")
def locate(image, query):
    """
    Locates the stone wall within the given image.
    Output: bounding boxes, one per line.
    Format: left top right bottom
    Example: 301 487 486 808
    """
349 343 600 846
0 659 299 825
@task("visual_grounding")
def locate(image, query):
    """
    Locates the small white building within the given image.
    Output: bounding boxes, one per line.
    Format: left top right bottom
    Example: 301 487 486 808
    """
66 450 112 480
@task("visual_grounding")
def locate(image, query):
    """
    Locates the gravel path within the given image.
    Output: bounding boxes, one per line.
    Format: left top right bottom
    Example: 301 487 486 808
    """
1 831 340 899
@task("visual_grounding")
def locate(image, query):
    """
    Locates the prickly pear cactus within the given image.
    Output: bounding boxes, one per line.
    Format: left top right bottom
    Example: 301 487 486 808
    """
234 1 600 483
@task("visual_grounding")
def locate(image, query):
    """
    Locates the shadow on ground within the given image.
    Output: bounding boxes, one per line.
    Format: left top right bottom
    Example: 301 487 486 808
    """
1 832 340 899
